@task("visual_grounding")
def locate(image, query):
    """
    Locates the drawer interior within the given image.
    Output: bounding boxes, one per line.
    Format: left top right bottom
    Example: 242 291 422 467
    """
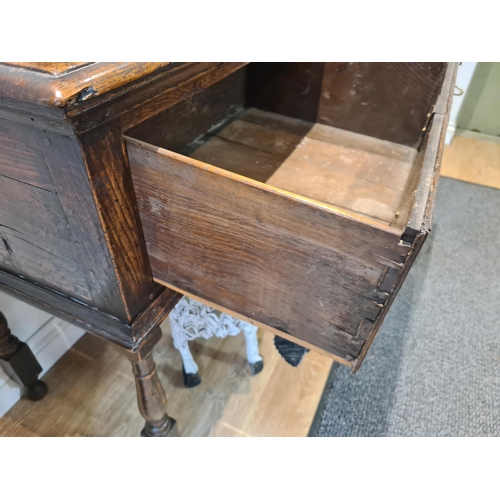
126 62 451 367
128 63 447 229
189 108 415 225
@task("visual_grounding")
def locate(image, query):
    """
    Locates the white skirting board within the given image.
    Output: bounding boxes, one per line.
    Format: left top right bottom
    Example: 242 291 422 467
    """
0 315 84 417
445 122 456 145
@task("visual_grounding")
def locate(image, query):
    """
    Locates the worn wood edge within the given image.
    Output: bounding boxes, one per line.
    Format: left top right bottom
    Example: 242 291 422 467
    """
0 63 173 108
433 63 460 116
73 124 161 322
153 278 352 368
1 62 92 76
131 288 182 344
403 113 445 236
0 268 133 347
420 66 458 234
71 63 249 134
0 269 181 353
351 233 428 372
403 63 458 237
125 136 403 238
0 99 75 136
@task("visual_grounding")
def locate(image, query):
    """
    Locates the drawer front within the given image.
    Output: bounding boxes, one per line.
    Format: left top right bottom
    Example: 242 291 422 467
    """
127 137 412 366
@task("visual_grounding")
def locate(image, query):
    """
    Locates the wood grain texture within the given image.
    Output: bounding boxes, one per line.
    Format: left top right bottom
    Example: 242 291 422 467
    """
37 129 128 316
192 109 415 223
0 322 333 437
393 65 456 237
0 269 180 349
392 114 444 236
0 62 172 107
354 68 455 368
68 63 248 135
77 122 163 321
0 118 56 191
0 63 197 350
129 69 246 154
246 63 325 122
353 233 427 371
127 137 410 362
247 63 447 147
0 168 93 303
152 280 352 367
3 63 91 76
242 108 417 163
126 328 177 437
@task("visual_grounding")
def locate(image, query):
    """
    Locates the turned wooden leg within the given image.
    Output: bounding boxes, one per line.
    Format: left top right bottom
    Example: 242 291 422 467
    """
0 311 48 401
132 351 177 437
118 326 177 437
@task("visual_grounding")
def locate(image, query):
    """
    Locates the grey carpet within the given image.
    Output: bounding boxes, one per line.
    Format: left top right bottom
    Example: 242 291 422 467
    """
311 177 500 436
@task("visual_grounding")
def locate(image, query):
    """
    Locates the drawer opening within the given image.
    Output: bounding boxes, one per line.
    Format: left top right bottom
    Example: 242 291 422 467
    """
128 63 447 230
125 62 453 367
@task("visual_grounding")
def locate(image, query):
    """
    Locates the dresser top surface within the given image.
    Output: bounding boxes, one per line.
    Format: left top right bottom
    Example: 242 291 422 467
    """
0 62 173 108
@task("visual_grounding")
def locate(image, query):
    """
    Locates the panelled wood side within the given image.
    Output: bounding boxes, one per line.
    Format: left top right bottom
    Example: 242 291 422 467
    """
0 115 165 325
127 138 410 362
0 118 95 305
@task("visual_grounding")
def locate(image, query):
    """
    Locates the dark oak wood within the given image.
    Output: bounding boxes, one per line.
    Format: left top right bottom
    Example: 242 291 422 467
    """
247 63 448 147
127 136 411 362
0 62 172 107
68 63 248 135
116 326 177 437
0 118 56 190
0 269 181 349
132 351 177 437
77 123 164 321
353 65 457 369
246 63 325 123
0 62 455 434
126 62 456 367
0 131 95 304
129 68 247 154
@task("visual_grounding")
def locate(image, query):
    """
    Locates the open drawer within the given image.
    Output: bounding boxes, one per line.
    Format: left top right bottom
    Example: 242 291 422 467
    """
125 62 457 370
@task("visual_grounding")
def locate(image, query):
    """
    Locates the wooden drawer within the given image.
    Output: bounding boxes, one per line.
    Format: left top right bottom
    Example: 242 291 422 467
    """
125 63 457 370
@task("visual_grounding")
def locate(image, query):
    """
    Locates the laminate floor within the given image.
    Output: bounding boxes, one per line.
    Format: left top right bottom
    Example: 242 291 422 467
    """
0 134 495 437
0 319 332 437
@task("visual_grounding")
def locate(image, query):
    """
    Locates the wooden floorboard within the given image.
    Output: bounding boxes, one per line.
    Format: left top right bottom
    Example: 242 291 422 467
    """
0 320 332 437
441 135 500 189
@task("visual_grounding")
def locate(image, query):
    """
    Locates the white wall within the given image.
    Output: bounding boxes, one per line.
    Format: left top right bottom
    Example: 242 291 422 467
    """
445 62 477 144
0 290 84 416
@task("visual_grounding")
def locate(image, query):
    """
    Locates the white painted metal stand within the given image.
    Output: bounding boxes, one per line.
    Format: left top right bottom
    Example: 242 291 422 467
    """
169 296 263 387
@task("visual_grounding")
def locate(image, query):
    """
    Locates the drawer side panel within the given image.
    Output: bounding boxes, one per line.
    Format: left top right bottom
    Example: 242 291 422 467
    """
127 138 409 362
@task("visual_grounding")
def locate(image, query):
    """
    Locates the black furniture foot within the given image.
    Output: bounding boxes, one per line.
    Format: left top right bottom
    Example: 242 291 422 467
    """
182 364 202 388
27 380 49 401
249 359 264 375
0 311 48 401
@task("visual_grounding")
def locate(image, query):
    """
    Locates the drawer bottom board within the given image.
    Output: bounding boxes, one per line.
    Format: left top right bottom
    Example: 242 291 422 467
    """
190 108 417 224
